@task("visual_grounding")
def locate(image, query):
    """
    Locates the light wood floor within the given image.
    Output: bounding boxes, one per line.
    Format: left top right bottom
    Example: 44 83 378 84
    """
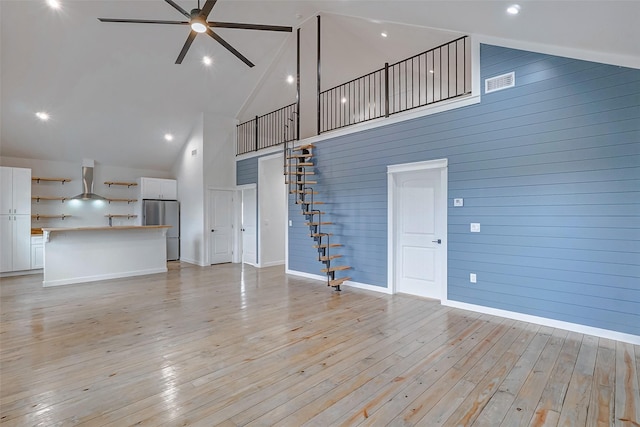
1 263 638 426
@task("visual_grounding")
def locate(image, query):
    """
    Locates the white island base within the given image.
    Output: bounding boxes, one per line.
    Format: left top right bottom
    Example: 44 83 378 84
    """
42 226 171 287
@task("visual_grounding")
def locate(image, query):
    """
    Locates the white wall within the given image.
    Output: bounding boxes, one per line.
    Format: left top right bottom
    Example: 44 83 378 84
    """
0 156 171 229
203 113 236 189
203 113 237 264
172 114 205 266
258 155 286 267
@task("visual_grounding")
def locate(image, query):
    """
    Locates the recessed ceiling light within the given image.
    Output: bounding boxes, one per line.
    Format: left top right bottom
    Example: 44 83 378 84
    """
429 69 435 74
380 32 388 38
507 4 521 15
286 75 295 84
202 56 212 66
341 97 347 104
164 133 174 142
46 0 61 9
36 112 50 121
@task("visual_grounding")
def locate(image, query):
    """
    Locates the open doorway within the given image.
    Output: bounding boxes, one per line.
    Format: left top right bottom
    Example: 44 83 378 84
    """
257 154 286 267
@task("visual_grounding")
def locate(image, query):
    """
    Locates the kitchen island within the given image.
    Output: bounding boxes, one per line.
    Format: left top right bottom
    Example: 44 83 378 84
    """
42 225 171 287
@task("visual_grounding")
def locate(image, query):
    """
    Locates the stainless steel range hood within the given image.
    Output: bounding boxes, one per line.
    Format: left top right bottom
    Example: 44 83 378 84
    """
72 160 106 201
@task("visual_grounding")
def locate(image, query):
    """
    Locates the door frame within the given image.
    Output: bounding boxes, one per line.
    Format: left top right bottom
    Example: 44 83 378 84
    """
257 153 287 268
207 187 238 265
237 183 258 266
387 158 448 298
207 188 235 265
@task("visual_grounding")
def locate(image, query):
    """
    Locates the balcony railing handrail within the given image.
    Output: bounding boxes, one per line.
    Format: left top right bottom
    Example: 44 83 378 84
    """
236 102 297 155
318 35 470 133
237 36 471 153
319 66 385 97
387 35 468 69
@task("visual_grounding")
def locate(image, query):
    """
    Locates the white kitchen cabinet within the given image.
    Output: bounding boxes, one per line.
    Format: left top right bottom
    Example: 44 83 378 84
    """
31 235 44 269
0 167 32 273
1 167 31 215
0 214 31 272
140 177 177 200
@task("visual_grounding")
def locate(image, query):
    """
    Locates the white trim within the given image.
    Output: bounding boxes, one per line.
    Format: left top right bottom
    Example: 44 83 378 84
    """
442 299 640 346
206 188 236 266
285 269 324 281
387 158 448 174
180 257 208 267
343 279 393 295
261 260 285 268
301 95 480 147
285 269 391 294
237 184 257 266
474 34 640 70
42 267 168 287
387 159 448 300
0 269 42 278
257 153 287 269
236 96 480 163
236 145 283 162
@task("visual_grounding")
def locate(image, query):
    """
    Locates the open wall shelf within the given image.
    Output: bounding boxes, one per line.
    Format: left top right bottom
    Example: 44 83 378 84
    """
32 214 71 220
106 198 138 204
32 196 67 203
32 177 71 184
104 181 138 188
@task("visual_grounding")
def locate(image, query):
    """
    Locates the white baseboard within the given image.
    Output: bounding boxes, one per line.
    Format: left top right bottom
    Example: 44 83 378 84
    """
284 270 639 345
1 269 42 278
343 279 392 294
442 299 640 346
285 269 391 294
180 258 208 267
42 267 168 287
260 260 285 268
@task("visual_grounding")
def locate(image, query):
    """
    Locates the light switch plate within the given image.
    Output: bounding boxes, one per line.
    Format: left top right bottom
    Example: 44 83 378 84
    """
454 198 464 207
470 273 477 283
470 223 481 232
288 220 293 227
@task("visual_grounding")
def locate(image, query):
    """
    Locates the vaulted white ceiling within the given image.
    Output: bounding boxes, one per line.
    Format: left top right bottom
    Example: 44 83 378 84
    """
1 1 638 171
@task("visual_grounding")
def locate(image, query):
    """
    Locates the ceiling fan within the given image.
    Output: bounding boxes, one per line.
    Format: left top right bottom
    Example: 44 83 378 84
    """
98 0 293 66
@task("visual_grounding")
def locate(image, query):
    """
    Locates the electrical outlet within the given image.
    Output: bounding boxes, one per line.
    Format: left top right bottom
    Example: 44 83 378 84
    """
288 220 292 227
470 223 481 232
470 273 477 283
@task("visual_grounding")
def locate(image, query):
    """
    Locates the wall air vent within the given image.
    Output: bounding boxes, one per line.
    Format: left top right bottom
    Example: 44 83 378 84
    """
485 72 515 94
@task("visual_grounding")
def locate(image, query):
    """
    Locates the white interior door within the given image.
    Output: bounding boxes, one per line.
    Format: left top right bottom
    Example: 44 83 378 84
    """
241 187 257 265
209 190 233 264
394 167 446 299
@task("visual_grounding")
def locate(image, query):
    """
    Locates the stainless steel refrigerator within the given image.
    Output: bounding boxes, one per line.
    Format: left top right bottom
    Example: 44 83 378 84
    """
142 199 180 261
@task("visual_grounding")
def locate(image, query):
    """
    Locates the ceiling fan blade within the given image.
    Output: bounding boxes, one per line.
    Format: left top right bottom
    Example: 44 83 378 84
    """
206 28 254 67
200 0 218 18
176 31 198 64
164 0 191 19
98 18 189 25
207 22 293 32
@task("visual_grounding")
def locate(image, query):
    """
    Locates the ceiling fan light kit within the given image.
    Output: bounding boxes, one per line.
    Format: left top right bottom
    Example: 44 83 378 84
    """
190 11 208 33
98 0 293 66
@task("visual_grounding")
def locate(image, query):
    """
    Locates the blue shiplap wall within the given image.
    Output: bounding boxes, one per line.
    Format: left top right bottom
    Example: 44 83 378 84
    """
242 45 640 336
236 156 258 186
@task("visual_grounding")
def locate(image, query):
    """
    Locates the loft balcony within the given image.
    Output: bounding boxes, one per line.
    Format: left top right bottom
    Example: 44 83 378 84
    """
236 35 471 156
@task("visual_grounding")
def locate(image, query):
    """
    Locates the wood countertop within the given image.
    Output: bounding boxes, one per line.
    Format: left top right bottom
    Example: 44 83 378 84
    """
42 225 171 232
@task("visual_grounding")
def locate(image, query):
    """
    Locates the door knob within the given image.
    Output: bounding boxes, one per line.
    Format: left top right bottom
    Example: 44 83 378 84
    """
211 229 215 232
432 239 442 244
241 228 246 231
